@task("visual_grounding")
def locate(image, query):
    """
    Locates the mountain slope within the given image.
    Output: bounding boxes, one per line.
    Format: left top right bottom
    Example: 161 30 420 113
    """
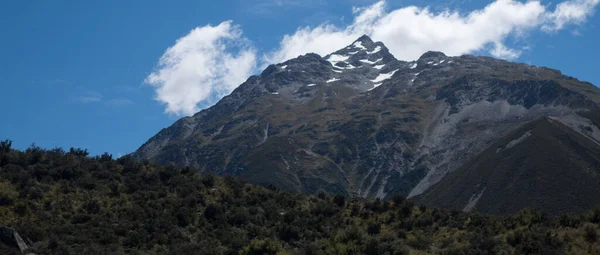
132 35 600 210
416 114 600 215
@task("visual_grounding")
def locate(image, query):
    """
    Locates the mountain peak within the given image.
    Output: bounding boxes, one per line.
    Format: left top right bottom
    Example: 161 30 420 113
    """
354 34 374 44
328 35 394 61
418 51 447 60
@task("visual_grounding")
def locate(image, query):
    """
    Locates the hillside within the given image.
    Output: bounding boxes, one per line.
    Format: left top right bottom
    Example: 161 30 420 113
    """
415 114 600 215
2 143 600 254
131 35 600 214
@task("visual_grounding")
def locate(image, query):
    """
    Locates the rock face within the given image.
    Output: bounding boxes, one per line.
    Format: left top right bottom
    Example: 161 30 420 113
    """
132 35 600 212
0 226 34 254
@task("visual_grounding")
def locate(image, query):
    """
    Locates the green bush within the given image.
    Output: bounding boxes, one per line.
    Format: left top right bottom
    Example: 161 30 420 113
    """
0 181 18 205
0 144 599 254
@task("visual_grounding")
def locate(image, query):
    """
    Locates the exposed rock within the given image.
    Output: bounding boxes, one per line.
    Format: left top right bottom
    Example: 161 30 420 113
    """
0 227 35 254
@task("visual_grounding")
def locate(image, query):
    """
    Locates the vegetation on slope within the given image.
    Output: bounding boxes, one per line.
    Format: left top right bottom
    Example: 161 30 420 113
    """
1 140 600 254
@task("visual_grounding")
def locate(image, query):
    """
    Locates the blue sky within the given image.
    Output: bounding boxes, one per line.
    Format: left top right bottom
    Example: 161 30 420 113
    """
1 0 599 156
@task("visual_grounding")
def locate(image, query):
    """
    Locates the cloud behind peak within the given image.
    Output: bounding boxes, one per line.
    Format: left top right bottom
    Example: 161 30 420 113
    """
147 0 599 116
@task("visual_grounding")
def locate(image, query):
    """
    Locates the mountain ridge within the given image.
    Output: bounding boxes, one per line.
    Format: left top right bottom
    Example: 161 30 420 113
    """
132 35 600 214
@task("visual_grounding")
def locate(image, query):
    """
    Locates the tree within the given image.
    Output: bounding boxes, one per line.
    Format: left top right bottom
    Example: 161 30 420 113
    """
69 147 89 157
99 152 112 162
0 139 12 152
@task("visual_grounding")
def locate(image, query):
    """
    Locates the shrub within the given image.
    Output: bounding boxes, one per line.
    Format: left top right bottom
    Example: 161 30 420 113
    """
333 194 345 207
204 204 220 220
367 222 381 235
240 238 282 255
584 224 597 242
201 174 215 188
0 181 18 206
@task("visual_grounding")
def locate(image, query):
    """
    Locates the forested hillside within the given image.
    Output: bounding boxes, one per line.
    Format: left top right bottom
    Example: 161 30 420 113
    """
1 141 600 254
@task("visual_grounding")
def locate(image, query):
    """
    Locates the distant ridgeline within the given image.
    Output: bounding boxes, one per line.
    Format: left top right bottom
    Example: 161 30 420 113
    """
1 142 600 254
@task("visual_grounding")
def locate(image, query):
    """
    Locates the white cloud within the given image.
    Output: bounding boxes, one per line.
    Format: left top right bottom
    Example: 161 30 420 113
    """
490 42 522 59
146 21 256 116
543 0 600 31
265 0 599 62
148 0 599 115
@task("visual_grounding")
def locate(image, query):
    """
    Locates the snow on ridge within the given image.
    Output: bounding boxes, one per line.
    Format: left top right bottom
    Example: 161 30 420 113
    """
327 54 357 70
348 51 359 55
359 58 382 65
327 54 349 63
410 63 418 69
353 41 367 50
373 64 385 70
427 61 434 65
326 78 340 83
371 69 399 83
271 92 279 95
307 84 316 87
332 69 343 73
367 46 381 54
281 65 287 69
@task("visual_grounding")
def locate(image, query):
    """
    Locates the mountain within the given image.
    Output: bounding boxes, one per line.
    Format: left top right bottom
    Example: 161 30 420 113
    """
132 35 600 213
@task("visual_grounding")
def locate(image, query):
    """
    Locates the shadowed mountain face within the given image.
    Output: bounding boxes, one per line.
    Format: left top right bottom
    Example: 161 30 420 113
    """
415 115 600 215
132 35 600 213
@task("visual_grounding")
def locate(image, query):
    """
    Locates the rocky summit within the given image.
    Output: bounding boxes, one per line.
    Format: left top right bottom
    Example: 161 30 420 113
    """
132 35 600 214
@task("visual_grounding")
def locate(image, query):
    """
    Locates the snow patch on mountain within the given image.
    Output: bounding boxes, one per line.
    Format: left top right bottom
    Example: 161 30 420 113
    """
410 72 421 83
326 54 350 66
368 83 383 91
359 58 383 65
367 46 382 54
371 69 399 83
353 41 367 50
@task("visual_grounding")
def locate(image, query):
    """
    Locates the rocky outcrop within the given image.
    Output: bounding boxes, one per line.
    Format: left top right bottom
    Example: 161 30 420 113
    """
0 227 35 254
